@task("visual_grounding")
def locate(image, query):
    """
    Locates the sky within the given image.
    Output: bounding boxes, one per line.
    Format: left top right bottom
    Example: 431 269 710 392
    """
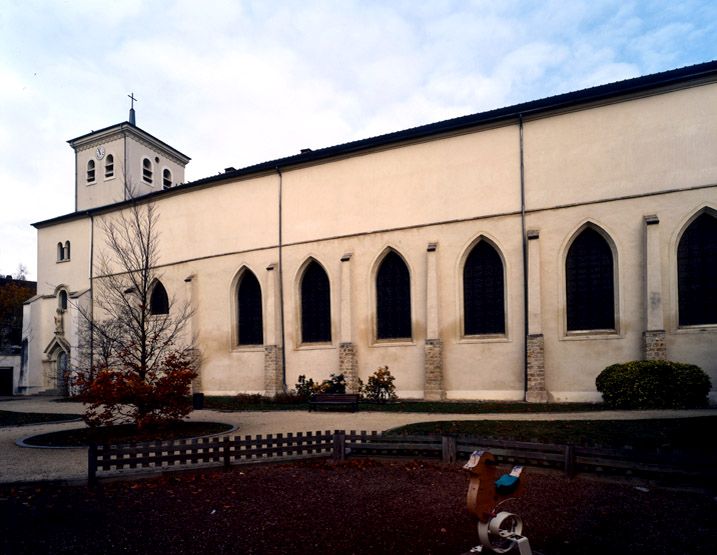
1 0 716 280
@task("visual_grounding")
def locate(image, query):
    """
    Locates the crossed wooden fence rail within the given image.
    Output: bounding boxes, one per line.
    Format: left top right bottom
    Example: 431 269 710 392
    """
88 430 709 485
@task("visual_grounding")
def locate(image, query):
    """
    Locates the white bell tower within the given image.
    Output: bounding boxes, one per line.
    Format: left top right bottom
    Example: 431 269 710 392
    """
68 95 191 211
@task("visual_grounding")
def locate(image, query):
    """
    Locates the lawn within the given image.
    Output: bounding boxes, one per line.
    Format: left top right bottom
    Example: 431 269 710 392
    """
387 415 717 453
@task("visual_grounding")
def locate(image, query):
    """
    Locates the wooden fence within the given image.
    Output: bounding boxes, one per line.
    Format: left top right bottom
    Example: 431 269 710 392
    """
88 430 710 485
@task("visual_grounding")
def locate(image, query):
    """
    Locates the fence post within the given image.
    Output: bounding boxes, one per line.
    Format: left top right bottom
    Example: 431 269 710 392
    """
564 444 575 477
442 435 457 464
88 442 97 487
223 435 231 469
333 431 346 461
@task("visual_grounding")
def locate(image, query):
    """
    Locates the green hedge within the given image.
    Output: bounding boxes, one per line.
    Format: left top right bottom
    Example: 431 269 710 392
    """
595 360 712 409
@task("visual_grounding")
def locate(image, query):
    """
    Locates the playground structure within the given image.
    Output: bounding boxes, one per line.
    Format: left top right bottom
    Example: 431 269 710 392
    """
463 450 533 554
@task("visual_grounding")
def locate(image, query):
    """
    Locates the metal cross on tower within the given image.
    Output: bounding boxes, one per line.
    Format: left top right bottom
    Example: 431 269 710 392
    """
128 92 138 125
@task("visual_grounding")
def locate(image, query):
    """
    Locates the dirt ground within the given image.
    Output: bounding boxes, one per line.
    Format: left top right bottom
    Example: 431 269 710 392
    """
1 458 715 555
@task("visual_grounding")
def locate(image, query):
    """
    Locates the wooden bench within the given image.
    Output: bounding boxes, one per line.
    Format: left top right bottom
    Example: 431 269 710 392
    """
308 393 360 412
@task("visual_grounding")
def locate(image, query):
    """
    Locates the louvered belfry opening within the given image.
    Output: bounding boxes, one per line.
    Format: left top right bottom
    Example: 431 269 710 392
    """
463 240 505 335
566 227 615 331
376 250 412 340
678 212 717 326
237 270 263 345
301 260 332 343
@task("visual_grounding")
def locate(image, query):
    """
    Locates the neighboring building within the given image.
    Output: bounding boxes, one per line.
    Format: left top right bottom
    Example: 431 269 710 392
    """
23 61 717 401
0 276 36 395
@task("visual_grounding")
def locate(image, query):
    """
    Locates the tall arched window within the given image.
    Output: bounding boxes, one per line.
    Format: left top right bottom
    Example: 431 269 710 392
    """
57 242 64 261
566 226 615 331
87 160 96 183
105 154 114 178
64 241 71 260
149 281 169 315
463 240 505 335
376 250 411 340
142 158 153 184
300 260 331 343
237 270 263 345
678 212 717 326
58 290 68 311
163 168 172 189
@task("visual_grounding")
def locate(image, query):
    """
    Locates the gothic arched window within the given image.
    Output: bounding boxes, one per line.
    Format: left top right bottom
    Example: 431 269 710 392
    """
300 260 331 343
163 168 172 189
376 250 412 340
678 212 717 326
87 160 96 183
566 227 615 331
105 154 114 178
58 290 68 311
149 281 169 315
237 270 263 345
463 240 505 335
142 158 153 184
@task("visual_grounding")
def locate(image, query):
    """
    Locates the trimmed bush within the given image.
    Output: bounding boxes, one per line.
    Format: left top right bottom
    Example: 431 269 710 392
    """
595 360 711 409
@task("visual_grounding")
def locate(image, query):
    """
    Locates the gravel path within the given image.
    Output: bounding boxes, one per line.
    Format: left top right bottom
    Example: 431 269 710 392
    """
1 397 713 484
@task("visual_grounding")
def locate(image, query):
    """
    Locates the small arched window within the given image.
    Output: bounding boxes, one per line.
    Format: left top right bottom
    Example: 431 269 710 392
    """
163 168 172 189
678 212 717 326
237 270 263 345
463 240 505 335
64 241 71 261
87 160 95 183
149 281 169 315
105 154 114 178
57 242 64 261
58 290 68 311
376 250 412 340
142 158 153 184
566 227 615 331
300 260 331 343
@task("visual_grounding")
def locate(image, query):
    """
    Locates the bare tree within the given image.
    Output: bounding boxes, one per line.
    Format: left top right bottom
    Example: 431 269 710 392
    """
74 200 197 429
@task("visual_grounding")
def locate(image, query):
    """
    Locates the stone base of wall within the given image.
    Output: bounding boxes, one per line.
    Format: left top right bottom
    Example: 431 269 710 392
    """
643 330 666 361
339 342 359 393
526 334 548 403
424 339 445 401
264 344 284 396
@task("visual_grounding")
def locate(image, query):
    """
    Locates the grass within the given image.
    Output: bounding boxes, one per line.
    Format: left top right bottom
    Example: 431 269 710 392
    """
387 415 717 452
22 421 233 447
204 395 608 413
0 410 81 426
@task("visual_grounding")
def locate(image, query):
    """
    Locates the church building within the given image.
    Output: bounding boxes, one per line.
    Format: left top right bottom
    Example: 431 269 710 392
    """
20 61 717 402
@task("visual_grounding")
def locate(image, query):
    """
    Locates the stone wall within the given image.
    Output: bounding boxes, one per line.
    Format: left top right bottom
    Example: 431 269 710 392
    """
264 344 284 396
526 334 548 402
643 330 667 361
339 342 359 392
424 339 445 400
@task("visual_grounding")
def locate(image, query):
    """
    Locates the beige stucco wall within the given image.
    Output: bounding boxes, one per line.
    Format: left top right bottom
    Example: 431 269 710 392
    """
524 83 717 209
125 135 186 196
26 77 717 400
283 125 520 243
76 135 126 211
36 219 91 296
